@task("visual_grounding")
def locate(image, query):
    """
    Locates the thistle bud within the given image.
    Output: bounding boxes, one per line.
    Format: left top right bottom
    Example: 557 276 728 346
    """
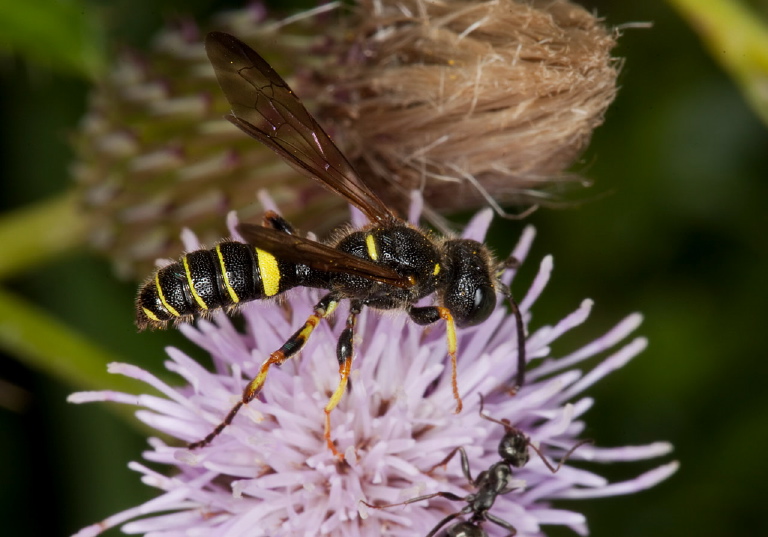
71 8 337 278
315 0 619 215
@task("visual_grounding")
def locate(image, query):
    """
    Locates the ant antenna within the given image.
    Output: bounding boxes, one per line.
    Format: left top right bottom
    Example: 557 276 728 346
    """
478 393 592 474
526 438 593 474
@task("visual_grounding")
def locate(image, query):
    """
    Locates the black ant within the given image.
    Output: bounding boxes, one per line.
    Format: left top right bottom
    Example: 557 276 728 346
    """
363 396 590 536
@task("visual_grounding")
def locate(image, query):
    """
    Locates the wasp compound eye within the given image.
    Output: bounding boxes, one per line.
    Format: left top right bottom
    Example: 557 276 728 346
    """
470 284 497 326
442 239 497 327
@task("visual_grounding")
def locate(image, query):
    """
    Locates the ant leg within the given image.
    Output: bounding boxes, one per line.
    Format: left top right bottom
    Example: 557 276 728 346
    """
408 305 462 413
428 447 474 484
361 490 465 511
429 447 461 471
486 512 518 536
261 211 296 234
458 447 475 484
188 293 339 449
362 491 471 537
425 511 468 537
324 300 362 458
362 494 468 537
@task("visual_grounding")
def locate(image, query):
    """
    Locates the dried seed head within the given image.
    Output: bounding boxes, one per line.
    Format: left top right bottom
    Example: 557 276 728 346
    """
313 0 620 215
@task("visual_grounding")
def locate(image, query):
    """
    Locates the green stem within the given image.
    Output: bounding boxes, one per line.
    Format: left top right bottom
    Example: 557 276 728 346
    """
0 286 148 426
668 0 768 126
0 191 88 280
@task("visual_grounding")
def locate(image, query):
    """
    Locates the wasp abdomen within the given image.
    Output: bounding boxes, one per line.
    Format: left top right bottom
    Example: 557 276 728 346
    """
136 241 294 330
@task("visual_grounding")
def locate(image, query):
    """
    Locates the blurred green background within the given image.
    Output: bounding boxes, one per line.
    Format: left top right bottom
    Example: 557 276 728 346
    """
1 0 766 536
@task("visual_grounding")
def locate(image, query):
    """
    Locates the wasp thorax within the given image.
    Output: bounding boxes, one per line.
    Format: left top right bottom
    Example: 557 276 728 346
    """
441 239 497 327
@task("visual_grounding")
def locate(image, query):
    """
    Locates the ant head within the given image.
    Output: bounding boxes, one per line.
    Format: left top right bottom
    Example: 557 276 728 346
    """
440 239 497 327
477 393 591 473
477 394 530 467
499 429 530 468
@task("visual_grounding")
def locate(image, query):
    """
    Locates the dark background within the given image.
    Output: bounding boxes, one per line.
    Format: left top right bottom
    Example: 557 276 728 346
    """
1 1 766 536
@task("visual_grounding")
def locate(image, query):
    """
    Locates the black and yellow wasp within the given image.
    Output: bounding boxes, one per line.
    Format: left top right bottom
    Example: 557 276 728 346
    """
136 32 527 456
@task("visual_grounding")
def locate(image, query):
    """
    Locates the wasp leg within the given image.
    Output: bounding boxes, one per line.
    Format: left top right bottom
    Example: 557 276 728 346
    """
408 305 461 413
261 210 296 234
324 300 362 458
188 293 339 449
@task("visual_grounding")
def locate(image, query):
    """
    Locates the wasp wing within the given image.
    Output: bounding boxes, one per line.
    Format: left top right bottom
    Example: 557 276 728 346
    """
237 223 411 289
205 31 396 224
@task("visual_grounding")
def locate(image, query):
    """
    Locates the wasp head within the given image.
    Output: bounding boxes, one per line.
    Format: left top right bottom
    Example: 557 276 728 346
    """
441 239 497 327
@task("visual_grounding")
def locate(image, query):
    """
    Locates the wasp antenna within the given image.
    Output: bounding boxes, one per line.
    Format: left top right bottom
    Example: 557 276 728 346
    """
494 203 539 221
501 256 521 271
506 293 526 391
495 270 526 392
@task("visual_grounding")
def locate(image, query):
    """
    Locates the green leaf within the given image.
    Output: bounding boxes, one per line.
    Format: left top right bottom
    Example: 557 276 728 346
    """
669 0 768 127
0 0 106 78
0 286 145 396
0 192 88 281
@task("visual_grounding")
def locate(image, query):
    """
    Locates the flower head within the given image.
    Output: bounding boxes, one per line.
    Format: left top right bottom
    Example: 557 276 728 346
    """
69 199 676 536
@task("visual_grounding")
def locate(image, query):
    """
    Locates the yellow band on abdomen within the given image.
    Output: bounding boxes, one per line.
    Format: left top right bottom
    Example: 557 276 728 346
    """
155 272 181 317
216 244 240 303
256 248 281 296
183 256 209 310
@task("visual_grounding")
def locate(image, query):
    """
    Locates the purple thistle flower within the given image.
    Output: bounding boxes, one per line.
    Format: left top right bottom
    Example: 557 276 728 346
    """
69 195 677 537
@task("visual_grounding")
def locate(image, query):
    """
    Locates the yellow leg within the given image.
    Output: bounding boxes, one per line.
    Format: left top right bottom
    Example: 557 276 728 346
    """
188 294 338 449
435 306 461 414
324 301 361 458
407 305 463 414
